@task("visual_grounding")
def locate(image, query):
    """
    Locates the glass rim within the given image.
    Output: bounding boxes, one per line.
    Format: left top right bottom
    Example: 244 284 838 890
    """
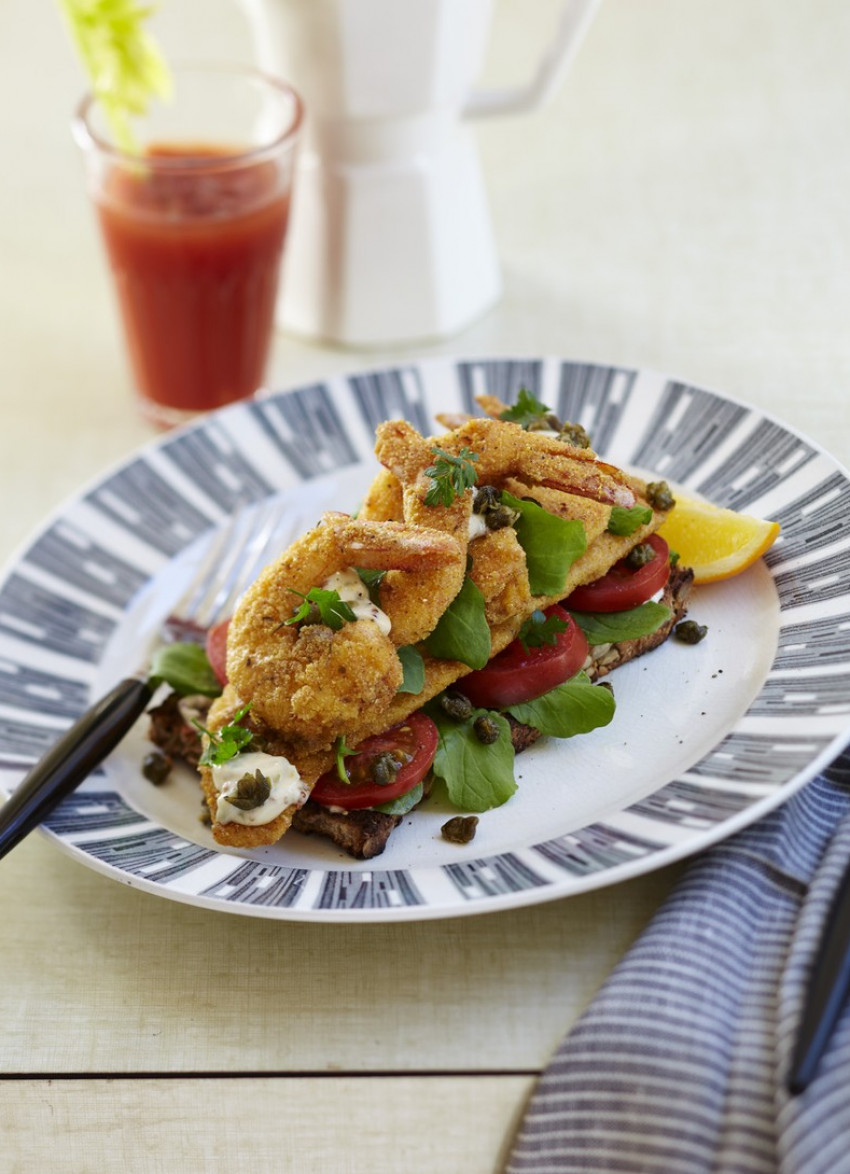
72 61 304 170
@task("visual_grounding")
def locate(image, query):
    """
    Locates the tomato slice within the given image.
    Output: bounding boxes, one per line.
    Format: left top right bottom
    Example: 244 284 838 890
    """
458 605 589 709
565 534 671 613
205 618 230 687
311 711 439 810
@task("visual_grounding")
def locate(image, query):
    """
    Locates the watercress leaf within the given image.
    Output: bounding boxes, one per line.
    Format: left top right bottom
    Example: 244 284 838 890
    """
149 642 222 698
570 601 672 645
423 576 491 669
499 388 552 429
427 704 517 812
607 504 653 536
507 672 615 738
372 782 425 816
501 492 587 596
396 645 426 694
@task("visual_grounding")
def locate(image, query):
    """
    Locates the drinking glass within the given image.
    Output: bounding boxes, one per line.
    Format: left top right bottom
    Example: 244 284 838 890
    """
74 64 303 428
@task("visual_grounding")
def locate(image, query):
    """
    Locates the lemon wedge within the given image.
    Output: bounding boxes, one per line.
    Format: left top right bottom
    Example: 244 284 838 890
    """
657 494 780 584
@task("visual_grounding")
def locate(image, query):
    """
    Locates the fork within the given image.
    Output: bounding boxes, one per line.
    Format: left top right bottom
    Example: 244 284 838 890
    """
0 499 283 862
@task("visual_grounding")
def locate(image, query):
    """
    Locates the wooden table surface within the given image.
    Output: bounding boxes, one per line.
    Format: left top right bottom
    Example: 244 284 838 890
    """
3 1 850 1169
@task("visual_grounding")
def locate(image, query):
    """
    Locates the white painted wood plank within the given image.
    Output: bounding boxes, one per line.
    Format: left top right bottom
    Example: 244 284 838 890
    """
0 833 680 1075
0 1076 534 1174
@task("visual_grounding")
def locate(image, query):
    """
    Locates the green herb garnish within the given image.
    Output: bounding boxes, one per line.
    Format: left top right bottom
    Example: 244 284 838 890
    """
424 447 479 507
607 504 653 537
195 704 254 767
58 0 171 152
355 567 388 606
148 641 222 698
517 609 568 651
502 491 587 596
427 703 517 812
507 672 615 738
373 782 425 816
499 388 552 430
334 736 356 783
286 587 356 631
396 645 426 694
570 601 672 645
423 575 491 669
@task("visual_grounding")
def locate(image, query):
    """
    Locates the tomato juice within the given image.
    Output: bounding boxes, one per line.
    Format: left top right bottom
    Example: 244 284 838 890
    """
95 143 291 423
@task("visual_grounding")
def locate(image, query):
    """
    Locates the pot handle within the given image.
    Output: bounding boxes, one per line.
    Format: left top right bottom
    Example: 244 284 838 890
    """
463 0 601 119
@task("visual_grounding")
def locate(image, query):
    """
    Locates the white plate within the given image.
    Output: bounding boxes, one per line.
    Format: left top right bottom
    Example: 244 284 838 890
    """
2 357 849 922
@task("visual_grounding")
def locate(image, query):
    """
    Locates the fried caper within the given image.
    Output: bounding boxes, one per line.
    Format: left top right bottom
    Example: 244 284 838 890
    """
225 770 272 811
441 815 479 844
473 714 501 745
646 480 676 511
142 750 172 786
674 620 708 644
440 691 474 722
625 542 657 569
371 752 402 787
558 421 592 448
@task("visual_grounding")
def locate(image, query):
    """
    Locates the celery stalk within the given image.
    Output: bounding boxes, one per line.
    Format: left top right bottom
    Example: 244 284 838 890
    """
57 0 171 152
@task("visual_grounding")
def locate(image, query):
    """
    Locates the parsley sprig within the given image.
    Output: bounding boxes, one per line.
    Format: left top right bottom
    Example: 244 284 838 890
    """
499 388 552 430
517 610 568 651
285 587 356 632
334 736 356 783
424 447 478 507
194 704 254 767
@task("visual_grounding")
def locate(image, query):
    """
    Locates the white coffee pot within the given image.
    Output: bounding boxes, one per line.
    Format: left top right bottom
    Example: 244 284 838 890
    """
239 0 601 346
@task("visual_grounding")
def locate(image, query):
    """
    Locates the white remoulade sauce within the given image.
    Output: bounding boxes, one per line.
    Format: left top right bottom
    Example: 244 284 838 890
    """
212 751 310 826
321 567 392 635
467 511 489 541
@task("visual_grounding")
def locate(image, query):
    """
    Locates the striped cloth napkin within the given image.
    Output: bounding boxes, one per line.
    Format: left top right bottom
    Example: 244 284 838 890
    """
506 748 850 1174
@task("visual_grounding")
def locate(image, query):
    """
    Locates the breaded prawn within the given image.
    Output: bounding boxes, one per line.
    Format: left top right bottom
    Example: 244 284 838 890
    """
226 512 465 747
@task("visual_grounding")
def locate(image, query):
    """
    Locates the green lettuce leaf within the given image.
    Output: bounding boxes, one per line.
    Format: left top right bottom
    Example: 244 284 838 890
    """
372 782 425 816
570 601 672 645
427 704 517 812
423 576 491 669
502 492 587 596
396 645 426 694
149 642 221 698
507 672 615 738
607 504 653 536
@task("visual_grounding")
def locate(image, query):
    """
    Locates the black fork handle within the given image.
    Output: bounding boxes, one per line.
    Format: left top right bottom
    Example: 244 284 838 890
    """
0 677 154 862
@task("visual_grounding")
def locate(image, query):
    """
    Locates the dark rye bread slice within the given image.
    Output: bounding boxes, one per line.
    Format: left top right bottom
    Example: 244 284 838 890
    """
291 564 695 858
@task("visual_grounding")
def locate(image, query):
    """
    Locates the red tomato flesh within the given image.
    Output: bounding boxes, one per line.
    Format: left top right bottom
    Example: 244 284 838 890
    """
311 711 439 810
459 605 589 709
565 534 671 613
205 618 230 687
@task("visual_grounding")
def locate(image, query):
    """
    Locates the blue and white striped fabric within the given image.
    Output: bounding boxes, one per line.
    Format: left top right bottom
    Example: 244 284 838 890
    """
506 749 850 1174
